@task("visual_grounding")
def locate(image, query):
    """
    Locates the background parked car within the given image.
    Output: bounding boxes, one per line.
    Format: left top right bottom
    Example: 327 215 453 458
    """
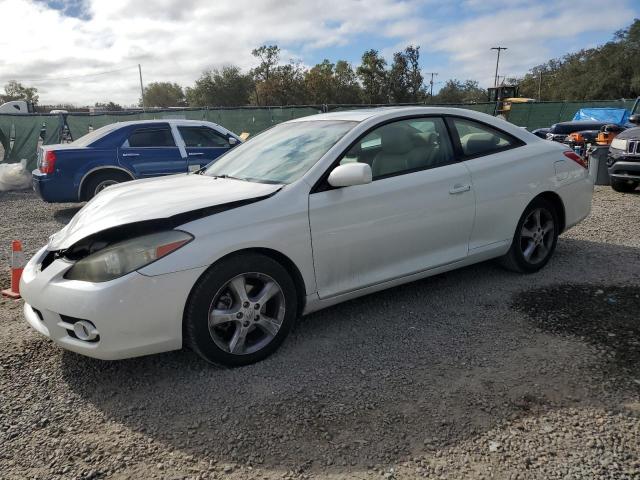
607 114 640 192
546 120 611 143
531 127 550 139
32 119 241 202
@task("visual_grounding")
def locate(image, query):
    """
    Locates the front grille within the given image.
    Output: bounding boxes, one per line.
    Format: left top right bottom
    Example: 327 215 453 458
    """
629 140 639 155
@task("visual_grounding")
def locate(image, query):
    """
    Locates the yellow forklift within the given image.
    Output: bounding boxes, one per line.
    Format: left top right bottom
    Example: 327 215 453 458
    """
488 84 535 119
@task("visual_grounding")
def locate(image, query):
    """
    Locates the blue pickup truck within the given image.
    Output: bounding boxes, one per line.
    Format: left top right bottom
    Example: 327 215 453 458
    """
33 119 241 202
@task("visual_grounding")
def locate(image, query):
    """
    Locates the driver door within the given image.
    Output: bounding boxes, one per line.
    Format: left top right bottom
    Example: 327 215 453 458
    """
308 117 476 299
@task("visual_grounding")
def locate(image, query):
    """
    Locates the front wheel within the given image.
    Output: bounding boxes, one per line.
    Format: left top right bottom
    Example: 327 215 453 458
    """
611 179 638 193
184 253 298 366
499 198 559 273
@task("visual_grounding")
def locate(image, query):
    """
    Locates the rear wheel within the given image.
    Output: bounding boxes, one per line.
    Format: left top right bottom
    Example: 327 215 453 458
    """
499 198 559 273
611 179 638 193
184 253 298 367
83 171 131 200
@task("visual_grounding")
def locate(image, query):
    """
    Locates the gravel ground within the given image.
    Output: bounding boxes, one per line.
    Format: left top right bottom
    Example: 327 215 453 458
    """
0 186 639 480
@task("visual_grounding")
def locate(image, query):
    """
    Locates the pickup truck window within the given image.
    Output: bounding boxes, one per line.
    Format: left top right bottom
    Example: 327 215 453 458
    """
178 126 229 148
127 127 175 148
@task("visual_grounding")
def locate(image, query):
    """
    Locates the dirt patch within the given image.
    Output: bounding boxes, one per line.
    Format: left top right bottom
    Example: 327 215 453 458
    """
513 284 640 388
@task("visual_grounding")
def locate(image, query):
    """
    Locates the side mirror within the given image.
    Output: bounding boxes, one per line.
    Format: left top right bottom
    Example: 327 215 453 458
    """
630 114 640 125
327 163 372 188
228 137 238 146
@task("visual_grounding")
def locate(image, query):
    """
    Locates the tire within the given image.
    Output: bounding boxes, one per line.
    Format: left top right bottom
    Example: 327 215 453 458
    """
83 171 131 200
499 197 559 274
184 253 298 367
611 179 638 193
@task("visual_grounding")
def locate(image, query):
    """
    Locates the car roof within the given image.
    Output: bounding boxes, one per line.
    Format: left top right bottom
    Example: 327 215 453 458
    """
288 106 488 123
111 119 219 127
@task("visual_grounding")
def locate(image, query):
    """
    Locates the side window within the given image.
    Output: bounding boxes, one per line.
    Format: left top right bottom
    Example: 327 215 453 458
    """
126 127 175 148
178 126 229 148
451 118 516 157
340 117 454 180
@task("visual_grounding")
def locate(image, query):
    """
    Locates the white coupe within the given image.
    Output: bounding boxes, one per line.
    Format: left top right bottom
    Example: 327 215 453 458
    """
21 107 594 366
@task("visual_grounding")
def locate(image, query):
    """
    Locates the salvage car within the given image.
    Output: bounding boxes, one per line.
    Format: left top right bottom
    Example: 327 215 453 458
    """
545 120 610 143
33 119 241 202
607 114 640 192
21 107 594 366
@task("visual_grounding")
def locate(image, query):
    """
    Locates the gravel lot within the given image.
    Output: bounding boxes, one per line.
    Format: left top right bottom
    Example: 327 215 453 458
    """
1 186 639 480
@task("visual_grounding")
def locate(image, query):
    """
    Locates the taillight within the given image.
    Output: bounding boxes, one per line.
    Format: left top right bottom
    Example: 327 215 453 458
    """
41 151 56 174
563 150 587 169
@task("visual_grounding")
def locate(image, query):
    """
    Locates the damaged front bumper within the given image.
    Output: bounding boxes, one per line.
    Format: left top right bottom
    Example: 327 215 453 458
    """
20 246 207 360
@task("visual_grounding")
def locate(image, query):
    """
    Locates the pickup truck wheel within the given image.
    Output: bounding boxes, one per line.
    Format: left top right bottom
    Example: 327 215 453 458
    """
83 171 131 200
611 179 638 193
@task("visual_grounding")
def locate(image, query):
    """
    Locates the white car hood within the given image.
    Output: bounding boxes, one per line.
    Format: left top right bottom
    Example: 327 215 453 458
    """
49 174 282 250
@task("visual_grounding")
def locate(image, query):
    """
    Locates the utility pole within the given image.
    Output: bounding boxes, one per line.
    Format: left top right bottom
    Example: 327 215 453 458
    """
491 47 507 87
426 72 438 101
537 70 542 102
138 64 145 111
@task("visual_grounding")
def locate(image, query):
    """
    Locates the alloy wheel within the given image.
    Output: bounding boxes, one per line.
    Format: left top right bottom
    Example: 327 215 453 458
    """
519 207 555 264
208 273 286 355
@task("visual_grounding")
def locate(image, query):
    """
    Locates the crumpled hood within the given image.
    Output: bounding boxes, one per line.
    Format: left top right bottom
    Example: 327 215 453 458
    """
48 174 282 250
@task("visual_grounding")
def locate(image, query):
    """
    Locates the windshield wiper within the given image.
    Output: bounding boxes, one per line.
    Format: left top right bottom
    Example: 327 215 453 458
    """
214 174 247 181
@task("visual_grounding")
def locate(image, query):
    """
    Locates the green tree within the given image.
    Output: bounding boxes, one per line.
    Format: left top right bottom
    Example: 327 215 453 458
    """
141 82 186 108
94 101 123 111
304 59 335 104
404 46 425 101
269 62 307 105
357 50 388 103
333 60 362 104
435 79 487 104
388 51 410 102
251 45 281 105
186 66 253 107
1 80 39 104
516 19 640 101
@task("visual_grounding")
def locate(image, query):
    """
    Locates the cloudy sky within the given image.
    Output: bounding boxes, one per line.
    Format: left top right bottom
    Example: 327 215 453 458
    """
1 0 639 106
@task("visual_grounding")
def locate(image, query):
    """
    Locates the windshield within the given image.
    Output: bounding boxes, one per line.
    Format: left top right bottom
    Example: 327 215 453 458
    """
71 123 120 147
205 120 357 184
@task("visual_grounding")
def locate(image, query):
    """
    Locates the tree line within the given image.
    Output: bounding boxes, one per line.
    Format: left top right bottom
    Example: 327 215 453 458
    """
515 19 640 101
140 45 481 108
2 19 638 111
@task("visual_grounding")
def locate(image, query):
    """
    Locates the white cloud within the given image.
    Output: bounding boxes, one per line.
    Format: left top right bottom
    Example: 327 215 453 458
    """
0 0 424 105
0 0 636 105
391 0 635 88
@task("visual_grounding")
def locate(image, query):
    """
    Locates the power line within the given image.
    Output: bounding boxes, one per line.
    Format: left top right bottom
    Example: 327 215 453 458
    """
0 65 140 84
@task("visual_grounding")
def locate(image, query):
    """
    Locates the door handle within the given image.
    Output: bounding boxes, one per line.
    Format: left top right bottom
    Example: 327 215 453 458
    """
188 152 204 156
122 153 140 157
449 183 471 194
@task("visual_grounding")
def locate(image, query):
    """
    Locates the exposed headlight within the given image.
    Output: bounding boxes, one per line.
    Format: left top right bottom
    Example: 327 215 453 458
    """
610 138 628 151
65 230 193 282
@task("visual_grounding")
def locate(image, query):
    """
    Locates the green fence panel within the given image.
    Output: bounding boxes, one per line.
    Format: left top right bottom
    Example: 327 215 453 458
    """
137 110 207 121
0 114 63 169
509 99 636 130
66 113 142 140
211 108 274 135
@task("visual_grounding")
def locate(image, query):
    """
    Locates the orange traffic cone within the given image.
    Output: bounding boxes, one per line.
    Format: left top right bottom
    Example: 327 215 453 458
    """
2 241 25 299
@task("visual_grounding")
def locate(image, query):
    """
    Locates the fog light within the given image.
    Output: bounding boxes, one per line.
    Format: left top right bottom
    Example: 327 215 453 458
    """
72 320 99 341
